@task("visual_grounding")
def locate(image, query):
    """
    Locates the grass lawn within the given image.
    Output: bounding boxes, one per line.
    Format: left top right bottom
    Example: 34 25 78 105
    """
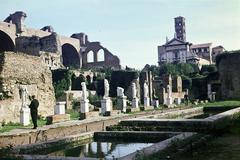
66 109 79 120
195 100 240 107
0 118 47 133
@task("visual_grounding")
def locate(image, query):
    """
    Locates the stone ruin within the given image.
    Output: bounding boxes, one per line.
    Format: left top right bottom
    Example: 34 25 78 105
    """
0 11 121 70
156 74 186 106
0 52 55 123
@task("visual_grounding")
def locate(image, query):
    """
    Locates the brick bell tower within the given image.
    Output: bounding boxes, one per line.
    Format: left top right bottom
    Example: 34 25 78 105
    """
174 16 186 42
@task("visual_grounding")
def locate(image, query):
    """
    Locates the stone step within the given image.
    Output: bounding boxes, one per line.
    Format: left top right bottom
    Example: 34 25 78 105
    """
46 114 70 125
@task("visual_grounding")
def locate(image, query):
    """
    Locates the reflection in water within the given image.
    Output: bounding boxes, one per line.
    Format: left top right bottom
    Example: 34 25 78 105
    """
48 141 153 159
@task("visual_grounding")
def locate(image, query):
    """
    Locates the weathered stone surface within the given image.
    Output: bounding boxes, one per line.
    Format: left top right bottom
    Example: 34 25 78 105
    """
0 52 55 122
46 114 70 124
80 111 99 120
0 107 190 148
217 52 240 99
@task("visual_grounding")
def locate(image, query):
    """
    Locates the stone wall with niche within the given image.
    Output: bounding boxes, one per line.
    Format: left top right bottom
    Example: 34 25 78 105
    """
0 52 55 123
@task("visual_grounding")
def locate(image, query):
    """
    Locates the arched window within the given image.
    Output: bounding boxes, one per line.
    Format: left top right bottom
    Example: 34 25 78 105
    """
87 51 94 63
98 49 105 62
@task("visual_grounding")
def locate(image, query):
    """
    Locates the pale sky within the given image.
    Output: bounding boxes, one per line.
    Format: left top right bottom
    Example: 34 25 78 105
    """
0 0 240 69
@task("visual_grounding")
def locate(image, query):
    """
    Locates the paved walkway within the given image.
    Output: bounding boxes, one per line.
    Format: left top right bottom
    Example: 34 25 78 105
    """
0 107 190 137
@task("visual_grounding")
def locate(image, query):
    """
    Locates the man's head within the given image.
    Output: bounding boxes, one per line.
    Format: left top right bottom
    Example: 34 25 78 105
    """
31 95 36 99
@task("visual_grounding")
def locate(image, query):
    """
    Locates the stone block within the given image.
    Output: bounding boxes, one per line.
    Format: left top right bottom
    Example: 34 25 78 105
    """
80 99 89 113
117 97 127 112
54 101 66 115
80 111 99 120
46 114 70 125
132 98 139 108
101 98 112 115
126 107 140 113
144 97 150 107
20 107 30 126
145 106 155 111
152 100 159 108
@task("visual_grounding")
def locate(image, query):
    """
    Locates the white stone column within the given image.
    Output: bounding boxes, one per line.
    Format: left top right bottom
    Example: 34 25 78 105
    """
80 82 89 114
19 86 30 126
144 97 150 107
166 85 173 106
132 98 139 108
131 83 139 108
143 82 150 107
176 98 181 105
207 84 212 101
81 99 89 113
101 79 112 115
152 100 159 108
101 97 112 114
212 92 216 101
54 101 66 114
121 97 127 113
117 87 127 112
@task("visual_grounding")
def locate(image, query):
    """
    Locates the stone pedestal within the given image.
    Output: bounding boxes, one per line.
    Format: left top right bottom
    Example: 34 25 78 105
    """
46 114 70 124
132 98 139 108
54 102 66 115
80 111 99 120
212 92 216 101
80 99 89 113
166 97 173 106
101 98 112 116
117 97 127 113
20 107 30 126
144 97 150 107
176 98 181 105
152 100 159 108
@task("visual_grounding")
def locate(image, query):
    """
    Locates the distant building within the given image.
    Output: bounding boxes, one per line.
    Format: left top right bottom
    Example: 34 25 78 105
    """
158 16 198 65
190 43 212 64
158 16 224 67
212 45 225 62
158 37 198 64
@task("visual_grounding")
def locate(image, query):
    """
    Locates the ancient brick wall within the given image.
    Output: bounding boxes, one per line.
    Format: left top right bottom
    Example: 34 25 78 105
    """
217 52 240 99
0 52 55 123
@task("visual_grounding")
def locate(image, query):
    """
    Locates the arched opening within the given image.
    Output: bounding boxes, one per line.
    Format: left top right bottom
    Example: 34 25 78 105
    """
98 49 105 62
87 51 94 63
62 43 80 68
0 30 14 52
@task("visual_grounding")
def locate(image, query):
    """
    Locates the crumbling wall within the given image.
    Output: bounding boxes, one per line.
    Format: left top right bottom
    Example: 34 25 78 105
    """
0 52 55 123
217 51 240 99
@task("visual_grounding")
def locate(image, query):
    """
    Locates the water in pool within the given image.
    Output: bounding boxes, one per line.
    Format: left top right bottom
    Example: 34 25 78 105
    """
47 141 153 159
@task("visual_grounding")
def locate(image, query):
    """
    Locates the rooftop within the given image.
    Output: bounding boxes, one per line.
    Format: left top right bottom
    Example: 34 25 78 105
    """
191 43 212 49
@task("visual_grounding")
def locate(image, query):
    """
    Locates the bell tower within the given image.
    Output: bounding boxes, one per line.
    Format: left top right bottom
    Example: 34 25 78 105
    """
174 16 186 42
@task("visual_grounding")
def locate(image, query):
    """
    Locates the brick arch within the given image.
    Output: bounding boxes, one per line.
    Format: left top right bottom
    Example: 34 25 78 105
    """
61 43 80 68
0 30 15 52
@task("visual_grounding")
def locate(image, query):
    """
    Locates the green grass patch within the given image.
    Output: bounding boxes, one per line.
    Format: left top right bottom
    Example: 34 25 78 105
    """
194 100 240 108
0 118 47 133
66 109 79 120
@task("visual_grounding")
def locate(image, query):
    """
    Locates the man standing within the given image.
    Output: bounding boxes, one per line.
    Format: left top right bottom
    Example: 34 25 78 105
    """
29 95 39 129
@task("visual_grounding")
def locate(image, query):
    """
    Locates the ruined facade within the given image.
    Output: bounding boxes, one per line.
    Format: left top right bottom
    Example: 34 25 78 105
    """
0 52 55 122
0 11 121 70
217 51 240 99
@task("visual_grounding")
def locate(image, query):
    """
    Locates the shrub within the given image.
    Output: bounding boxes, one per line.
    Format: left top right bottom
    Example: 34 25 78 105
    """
200 65 217 75
110 70 139 97
52 69 72 99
